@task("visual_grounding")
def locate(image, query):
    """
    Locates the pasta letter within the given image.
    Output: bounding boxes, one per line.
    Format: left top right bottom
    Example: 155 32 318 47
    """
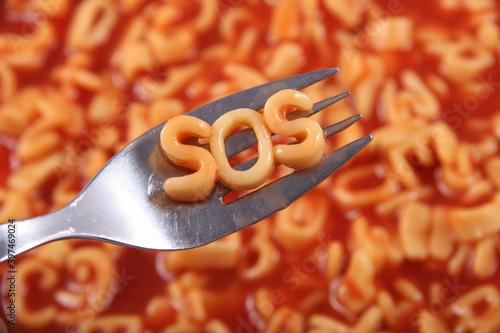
160 115 217 201
210 108 274 190
263 89 325 169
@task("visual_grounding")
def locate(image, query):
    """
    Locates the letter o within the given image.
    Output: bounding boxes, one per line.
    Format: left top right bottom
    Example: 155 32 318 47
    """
210 108 274 191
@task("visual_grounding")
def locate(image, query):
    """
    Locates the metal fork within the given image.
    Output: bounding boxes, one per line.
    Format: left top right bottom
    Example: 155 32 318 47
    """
0 68 372 262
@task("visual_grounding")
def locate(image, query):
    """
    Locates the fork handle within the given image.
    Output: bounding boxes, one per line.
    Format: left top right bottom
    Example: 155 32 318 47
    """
0 209 80 263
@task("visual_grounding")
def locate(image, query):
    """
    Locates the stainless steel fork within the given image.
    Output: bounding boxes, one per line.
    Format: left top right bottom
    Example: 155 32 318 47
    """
0 68 372 262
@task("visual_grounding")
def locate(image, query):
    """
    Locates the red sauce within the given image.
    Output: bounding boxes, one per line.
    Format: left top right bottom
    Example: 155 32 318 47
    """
0 142 11 187
1 0 499 332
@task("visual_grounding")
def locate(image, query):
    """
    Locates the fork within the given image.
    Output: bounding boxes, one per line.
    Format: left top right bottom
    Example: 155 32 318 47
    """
0 68 372 262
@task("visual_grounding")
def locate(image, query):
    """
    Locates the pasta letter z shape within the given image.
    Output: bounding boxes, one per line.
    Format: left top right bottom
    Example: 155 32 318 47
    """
263 89 325 169
160 115 217 202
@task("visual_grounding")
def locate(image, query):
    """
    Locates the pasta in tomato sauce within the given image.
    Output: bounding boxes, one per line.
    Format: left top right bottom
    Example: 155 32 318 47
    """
161 89 325 201
1 0 500 332
263 89 325 170
160 115 217 202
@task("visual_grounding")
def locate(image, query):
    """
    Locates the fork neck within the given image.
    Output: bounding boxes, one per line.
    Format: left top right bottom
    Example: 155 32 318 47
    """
0 207 86 263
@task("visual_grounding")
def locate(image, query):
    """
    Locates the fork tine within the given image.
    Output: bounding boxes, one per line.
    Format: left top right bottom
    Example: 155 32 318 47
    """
287 91 351 120
231 114 363 173
225 134 373 230
188 67 339 124
323 114 362 137
223 91 350 158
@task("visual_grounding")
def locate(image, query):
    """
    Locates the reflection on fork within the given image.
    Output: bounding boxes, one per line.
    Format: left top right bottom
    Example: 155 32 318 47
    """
0 68 372 262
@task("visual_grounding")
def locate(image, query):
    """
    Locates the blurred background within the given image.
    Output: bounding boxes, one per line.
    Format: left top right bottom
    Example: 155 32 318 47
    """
1 0 500 332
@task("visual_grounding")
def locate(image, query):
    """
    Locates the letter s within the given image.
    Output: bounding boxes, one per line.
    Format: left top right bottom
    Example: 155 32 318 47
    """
263 89 325 169
160 115 217 202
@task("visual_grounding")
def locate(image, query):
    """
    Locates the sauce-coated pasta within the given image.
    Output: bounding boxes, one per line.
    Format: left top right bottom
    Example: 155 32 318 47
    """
263 89 325 169
1 0 500 332
209 108 274 191
160 115 217 202
161 89 326 199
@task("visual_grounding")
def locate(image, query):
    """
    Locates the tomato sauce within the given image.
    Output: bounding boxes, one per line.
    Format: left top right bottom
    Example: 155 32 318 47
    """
1 0 499 332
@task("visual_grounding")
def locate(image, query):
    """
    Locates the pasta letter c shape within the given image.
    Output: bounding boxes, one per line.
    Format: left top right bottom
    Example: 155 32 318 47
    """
210 108 274 191
160 115 217 202
264 89 325 169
